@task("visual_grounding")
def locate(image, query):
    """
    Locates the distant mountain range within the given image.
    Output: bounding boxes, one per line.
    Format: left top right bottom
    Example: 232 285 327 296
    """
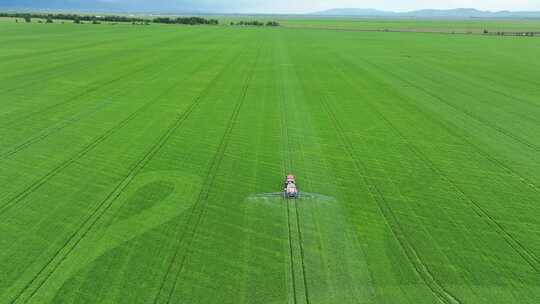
0 0 213 13
312 8 540 18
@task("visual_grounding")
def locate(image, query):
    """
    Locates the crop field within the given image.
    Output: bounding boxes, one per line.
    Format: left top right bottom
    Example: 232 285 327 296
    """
280 17 540 33
1 19 540 304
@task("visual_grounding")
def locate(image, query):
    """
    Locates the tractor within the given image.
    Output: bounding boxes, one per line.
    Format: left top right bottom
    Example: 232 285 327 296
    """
284 174 299 198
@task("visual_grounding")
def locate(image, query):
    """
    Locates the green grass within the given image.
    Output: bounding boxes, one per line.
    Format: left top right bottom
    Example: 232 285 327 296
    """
1 19 540 304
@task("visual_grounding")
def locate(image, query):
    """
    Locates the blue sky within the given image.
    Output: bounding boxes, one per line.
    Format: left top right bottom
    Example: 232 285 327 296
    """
2 0 540 13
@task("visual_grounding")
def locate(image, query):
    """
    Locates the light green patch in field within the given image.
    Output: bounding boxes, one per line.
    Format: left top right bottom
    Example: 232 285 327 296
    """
5 171 201 303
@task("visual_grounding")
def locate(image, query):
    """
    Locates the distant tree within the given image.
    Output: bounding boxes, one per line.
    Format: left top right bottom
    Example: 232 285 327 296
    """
153 17 172 24
15 19 19 23
483 29 488 34
46 17 53 23
232 20 277 27
1 12 216 26
92 19 100 24
266 21 280 27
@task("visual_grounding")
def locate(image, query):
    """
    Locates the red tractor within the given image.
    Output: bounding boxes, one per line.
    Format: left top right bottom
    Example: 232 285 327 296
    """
284 174 299 198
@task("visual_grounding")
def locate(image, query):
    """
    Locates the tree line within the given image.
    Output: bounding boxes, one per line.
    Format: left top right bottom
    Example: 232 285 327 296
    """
0 12 219 25
483 29 536 36
230 20 280 27
153 17 218 25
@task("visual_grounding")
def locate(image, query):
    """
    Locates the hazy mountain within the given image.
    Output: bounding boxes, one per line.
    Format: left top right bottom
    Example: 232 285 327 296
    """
408 8 490 17
0 0 217 13
313 8 540 18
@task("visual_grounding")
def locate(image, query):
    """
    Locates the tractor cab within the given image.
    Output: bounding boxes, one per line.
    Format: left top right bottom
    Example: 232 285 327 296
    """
284 175 299 198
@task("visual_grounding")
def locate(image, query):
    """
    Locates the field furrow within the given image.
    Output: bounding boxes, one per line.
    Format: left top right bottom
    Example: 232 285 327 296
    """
153 44 261 304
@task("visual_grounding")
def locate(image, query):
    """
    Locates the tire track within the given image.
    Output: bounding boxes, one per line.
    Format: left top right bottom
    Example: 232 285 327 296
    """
279 82 299 304
284 197 299 304
0 46 214 216
152 45 260 304
1 39 139 95
1 52 161 128
419 58 540 111
0 99 149 217
339 52 540 202
355 76 540 271
0 30 205 127
0 35 201 160
319 96 461 304
11 113 188 304
345 57 540 271
1 34 117 64
291 48 379 303
365 59 540 152
8 55 222 303
277 41 310 304
377 105 540 272
0 29 174 95
421 51 540 92
412 61 540 127
293 201 311 304
0 99 112 160
0 28 123 63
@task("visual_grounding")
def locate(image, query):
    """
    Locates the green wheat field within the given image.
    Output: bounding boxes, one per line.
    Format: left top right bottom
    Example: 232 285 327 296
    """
1 18 540 304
